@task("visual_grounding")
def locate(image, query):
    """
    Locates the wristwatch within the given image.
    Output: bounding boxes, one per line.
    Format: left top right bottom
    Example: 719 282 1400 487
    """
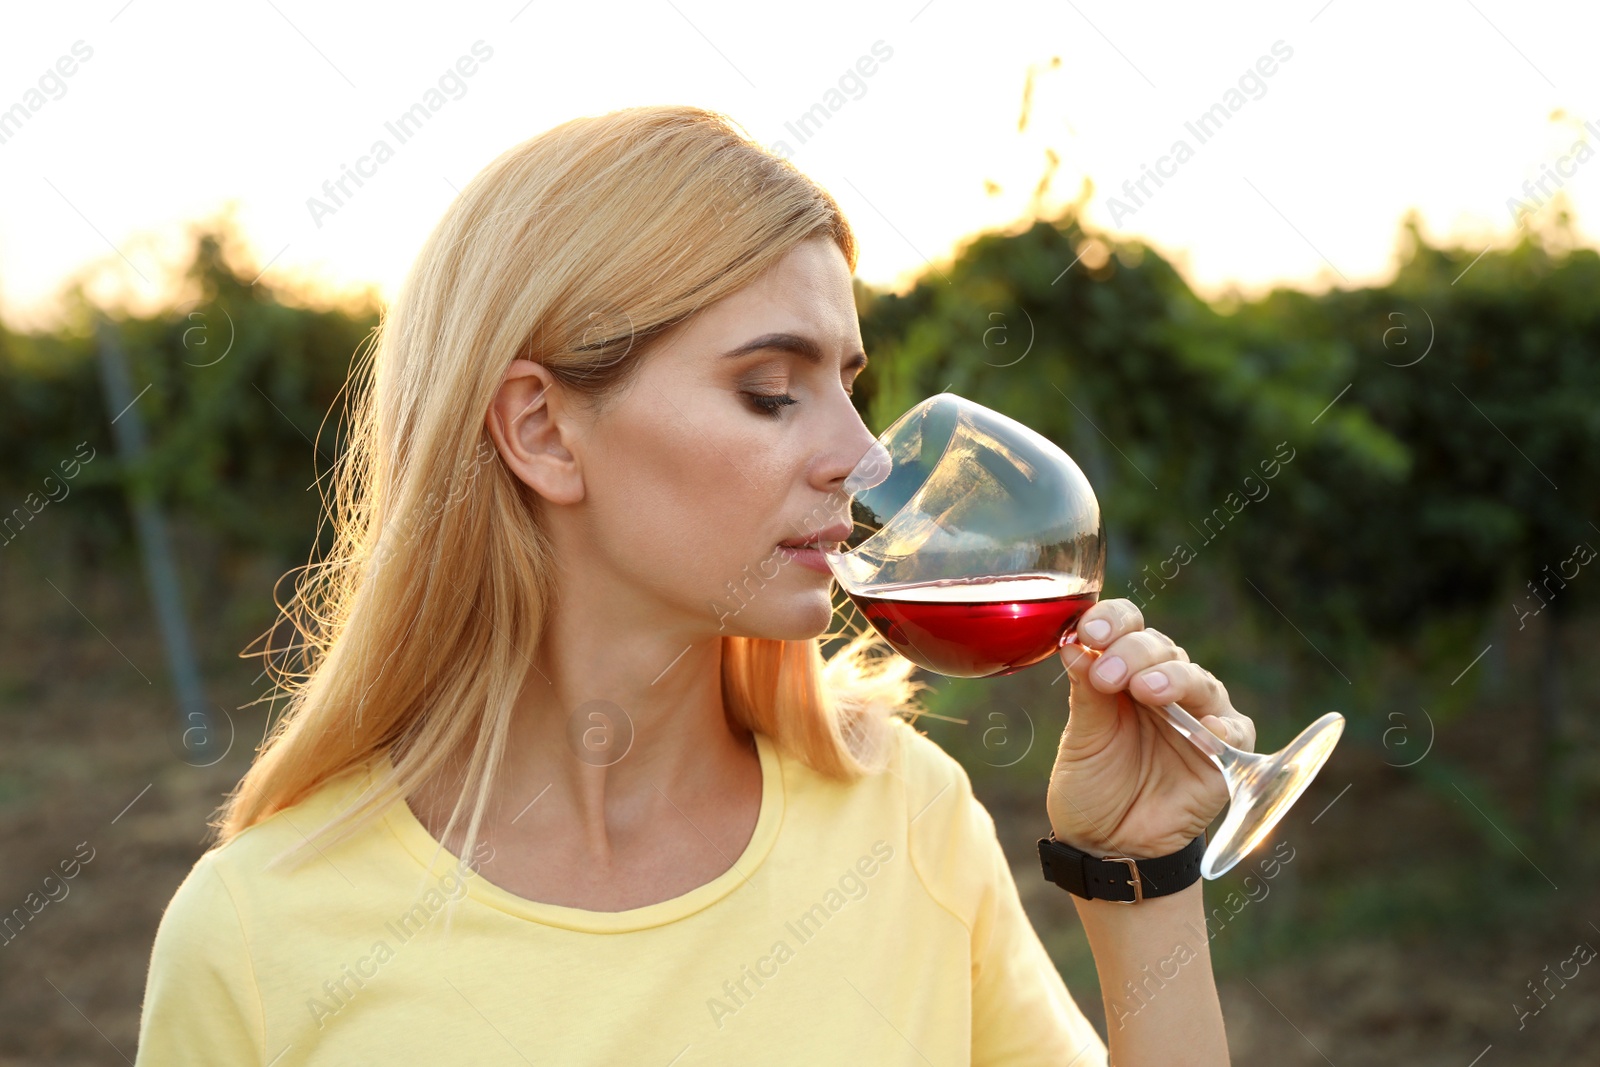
1037 831 1206 904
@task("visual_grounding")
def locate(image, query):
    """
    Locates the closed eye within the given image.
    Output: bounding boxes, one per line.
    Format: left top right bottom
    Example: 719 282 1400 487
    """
745 391 798 417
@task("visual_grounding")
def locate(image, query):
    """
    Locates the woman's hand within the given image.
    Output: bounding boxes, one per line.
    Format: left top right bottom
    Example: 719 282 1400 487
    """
1046 598 1257 860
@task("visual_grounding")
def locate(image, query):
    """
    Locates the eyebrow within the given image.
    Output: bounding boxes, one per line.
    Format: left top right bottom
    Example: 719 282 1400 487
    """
719 331 868 370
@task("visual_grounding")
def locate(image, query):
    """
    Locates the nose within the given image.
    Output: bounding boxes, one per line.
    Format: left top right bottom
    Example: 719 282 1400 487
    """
814 394 885 498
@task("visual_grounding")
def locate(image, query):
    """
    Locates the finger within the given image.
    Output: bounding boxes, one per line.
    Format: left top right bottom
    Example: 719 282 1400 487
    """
1126 659 1230 719
1072 598 1144 650
1201 713 1257 752
1058 633 1101 684
1085 630 1186 695
1140 628 1189 663
1056 640 1127 745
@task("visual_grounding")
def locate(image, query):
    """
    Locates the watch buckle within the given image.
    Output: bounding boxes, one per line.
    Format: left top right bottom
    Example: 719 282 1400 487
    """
1102 855 1143 904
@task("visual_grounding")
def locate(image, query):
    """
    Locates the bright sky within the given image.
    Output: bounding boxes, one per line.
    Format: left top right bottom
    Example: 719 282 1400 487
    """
1 0 1594 330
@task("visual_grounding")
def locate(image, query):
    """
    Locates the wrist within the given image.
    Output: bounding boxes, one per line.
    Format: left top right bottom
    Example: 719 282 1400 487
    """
1047 840 1172 863
1046 822 1196 861
1038 830 1206 904
1072 874 1203 922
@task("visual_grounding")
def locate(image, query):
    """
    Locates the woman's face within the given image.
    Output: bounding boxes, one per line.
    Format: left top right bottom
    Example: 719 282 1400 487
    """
517 235 880 642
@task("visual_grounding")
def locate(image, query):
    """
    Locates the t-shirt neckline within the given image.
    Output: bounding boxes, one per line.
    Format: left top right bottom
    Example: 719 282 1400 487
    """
373 730 784 933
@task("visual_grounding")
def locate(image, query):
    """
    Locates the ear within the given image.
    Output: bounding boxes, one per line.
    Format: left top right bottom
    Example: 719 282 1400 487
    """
486 359 585 505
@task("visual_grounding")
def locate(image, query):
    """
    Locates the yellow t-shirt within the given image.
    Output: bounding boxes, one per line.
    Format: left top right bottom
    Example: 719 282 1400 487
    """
135 717 1109 1065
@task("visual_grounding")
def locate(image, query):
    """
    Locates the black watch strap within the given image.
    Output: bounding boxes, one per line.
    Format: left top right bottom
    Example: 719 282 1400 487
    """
1037 831 1205 904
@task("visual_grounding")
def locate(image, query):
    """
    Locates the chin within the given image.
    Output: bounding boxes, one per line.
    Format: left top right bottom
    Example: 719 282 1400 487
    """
719 585 837 642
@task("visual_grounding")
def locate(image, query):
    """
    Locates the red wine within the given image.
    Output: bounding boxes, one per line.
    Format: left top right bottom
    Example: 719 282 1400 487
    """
846 574 1099 678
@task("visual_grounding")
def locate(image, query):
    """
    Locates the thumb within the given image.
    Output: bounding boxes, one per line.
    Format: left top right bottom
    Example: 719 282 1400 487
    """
1058 634 1124 743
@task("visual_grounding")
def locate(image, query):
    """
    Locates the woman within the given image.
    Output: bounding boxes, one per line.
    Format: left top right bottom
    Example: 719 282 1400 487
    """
135 105 1254 1065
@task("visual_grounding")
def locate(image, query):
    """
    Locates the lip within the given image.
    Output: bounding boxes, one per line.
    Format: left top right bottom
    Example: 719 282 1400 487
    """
776 521 851 576
776 521 853 551
777 544 833 574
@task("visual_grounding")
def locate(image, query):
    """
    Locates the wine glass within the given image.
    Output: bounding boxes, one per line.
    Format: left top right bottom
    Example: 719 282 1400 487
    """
824 392 1344 879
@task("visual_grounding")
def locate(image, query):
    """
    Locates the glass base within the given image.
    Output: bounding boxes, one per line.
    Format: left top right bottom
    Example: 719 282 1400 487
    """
1200 712 1345 879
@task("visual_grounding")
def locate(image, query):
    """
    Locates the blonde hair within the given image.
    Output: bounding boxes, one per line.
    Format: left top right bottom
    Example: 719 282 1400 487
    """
217 105 928 869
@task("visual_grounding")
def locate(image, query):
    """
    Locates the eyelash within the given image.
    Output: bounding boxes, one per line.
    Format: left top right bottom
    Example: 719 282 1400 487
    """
745 391 798 417
743 374 861 418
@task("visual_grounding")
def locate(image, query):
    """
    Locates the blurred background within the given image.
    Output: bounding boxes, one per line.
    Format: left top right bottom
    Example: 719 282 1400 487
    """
3 2 1598 1064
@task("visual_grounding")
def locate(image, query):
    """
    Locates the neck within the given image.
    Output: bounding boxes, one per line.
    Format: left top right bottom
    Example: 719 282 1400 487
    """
412 620 758 866
517 625 751 826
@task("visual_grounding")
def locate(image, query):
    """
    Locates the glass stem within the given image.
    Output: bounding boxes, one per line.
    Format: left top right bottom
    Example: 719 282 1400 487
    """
1146 700 1235 775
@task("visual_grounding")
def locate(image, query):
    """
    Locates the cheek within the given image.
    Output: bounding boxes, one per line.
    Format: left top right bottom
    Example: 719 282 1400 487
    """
586 401 795 605
586 398 833 641
592 415 715 553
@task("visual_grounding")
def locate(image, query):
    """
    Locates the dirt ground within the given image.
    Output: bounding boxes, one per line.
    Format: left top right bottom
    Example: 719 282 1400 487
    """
3 552 1597 1065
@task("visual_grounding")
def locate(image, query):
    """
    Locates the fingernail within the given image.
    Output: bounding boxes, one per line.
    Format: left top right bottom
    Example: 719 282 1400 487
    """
1059 629 1077 649
1084 619 1111 642
1143 670 1169 693
1095 655 1126 683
